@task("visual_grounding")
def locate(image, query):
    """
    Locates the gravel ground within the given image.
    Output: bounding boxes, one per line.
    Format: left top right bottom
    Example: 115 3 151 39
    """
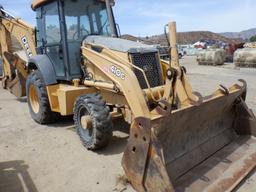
0 56 255 192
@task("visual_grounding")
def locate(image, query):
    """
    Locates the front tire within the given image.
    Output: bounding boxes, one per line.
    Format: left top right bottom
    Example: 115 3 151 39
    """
73 94 113 150
26 70 59 124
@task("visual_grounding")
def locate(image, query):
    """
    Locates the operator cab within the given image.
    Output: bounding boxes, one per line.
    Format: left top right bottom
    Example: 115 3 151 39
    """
33 0 117 81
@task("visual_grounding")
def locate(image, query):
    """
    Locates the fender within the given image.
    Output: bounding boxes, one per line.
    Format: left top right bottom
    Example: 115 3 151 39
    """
27 55 57 85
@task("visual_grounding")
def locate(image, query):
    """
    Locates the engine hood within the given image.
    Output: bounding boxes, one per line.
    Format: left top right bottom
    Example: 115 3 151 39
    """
83 36 158 53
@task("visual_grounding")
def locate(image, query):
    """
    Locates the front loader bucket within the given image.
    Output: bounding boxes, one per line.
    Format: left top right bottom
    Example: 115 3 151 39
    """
122 81 256 192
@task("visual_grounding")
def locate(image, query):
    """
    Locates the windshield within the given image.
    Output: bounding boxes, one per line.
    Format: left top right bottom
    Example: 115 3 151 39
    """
63 0 116 76
64 0 112 41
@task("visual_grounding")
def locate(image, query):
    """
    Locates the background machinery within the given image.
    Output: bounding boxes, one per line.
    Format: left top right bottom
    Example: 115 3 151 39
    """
1 0 256 191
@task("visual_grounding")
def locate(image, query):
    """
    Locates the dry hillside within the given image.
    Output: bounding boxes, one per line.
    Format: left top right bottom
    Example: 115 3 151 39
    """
122 31 244 46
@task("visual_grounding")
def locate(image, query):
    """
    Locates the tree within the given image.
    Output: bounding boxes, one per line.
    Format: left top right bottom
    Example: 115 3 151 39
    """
250 35 256 42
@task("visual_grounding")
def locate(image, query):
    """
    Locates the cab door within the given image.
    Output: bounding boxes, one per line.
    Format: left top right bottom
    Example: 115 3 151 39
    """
36 1 66 79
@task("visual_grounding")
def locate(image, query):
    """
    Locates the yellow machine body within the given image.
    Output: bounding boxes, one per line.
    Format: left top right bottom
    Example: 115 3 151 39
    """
1 3 256 192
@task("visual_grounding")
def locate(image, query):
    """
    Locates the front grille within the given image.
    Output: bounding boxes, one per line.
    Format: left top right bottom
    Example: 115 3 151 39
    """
130 52 162 89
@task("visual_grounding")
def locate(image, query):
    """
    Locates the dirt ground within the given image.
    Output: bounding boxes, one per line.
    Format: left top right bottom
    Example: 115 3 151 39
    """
0 56 256 192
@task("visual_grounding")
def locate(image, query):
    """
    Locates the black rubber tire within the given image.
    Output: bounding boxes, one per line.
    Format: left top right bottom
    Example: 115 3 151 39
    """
26 70 59 124
73 93 113 150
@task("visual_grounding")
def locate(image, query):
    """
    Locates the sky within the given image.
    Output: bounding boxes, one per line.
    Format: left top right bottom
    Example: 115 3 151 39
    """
1 0 255 36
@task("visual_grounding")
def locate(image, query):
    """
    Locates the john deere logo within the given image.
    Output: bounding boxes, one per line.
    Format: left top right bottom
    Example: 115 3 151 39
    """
111 66 125 80
21 36 33 58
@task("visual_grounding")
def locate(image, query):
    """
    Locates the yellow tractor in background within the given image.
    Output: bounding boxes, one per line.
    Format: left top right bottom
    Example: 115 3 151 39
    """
1 0 256 191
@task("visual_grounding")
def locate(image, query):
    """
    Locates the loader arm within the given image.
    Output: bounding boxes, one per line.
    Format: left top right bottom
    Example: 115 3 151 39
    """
82 46 151 119
0 6 36 97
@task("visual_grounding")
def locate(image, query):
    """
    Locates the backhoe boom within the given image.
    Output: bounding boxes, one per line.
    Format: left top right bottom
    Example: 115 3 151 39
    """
0 6 36 97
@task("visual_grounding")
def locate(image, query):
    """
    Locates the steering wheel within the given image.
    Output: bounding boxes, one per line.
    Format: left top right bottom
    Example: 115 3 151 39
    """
73 28 90 41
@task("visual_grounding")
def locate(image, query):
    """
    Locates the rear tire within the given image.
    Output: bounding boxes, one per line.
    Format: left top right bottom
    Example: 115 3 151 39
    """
26 70 59 124
73 94 113 150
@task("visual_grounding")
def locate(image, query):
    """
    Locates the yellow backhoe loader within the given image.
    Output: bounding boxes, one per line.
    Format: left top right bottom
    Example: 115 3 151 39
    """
1 1 256 191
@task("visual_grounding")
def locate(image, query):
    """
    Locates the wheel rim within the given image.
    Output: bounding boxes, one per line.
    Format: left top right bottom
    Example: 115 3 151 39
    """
81 115 93 130
78 107 93 140
29 84 40 114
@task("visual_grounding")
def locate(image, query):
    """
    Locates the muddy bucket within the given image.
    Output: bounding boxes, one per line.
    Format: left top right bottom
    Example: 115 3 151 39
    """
122 81 256 192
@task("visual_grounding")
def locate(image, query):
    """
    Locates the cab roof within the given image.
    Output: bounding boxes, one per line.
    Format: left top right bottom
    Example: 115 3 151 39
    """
32 0 54 10
31 0 114 10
